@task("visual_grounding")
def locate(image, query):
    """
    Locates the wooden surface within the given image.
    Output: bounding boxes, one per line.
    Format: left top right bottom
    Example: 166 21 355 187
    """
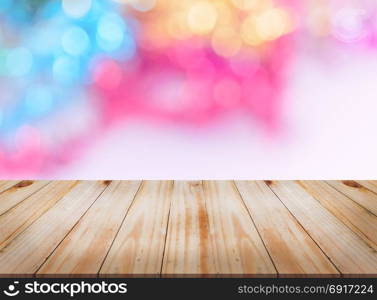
0 180 376 278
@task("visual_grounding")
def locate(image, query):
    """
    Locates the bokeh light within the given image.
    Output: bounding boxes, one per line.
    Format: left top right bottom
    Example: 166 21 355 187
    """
1 0 377 177
0 0 134 176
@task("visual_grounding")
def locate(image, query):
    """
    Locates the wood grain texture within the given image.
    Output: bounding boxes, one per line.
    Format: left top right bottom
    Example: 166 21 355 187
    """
0 181 108 276
162 181 216 277
268 181 377 276
326 181 377 216
38 181 141 277
0 181 50 216
0 180 376 278
0 181 78 250
298 181 377 250
357 181 377 195
0 181 20 194
235 181 339 277
202 181 276 277
100 181 173 277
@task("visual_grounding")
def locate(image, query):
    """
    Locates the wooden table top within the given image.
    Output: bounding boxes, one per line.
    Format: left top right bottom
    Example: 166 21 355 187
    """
0 180 376 277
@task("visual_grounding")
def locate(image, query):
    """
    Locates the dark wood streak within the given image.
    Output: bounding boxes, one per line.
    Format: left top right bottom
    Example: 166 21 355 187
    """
14 181 34 188
198 205 209 275
342 180 362 189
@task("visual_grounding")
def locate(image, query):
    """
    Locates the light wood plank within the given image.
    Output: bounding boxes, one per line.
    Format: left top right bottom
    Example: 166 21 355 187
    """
0 181 109 276
268 181 377 276
236 181 339 277
0 181 20 193
299 181 377 250
357 181 377 195
100 181 173 277
0 181 50 216
0 181 78 250
202 181 276 277
326 181 377 216
37 181 141 277
162 181 216 277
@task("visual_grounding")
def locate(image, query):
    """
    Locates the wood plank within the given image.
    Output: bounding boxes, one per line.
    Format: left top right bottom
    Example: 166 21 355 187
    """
298 181 377 250
0 181 20 193
0 181 50 216
37 181 141 277
0 181 109 276
326 181 377 216
268 181 377 276
162 181 216 277
100 181 173 277
0 181 78 250
202 181 276 277
235 181 339 277
356 181 377 195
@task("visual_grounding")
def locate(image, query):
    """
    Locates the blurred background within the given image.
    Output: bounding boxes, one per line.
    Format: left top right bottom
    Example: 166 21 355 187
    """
0 0 377 179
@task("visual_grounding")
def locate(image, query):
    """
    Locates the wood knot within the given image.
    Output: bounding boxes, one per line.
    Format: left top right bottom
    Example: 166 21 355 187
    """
342 180 362 188
103 180 112 186
264 180 274 186
14 180 34 188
